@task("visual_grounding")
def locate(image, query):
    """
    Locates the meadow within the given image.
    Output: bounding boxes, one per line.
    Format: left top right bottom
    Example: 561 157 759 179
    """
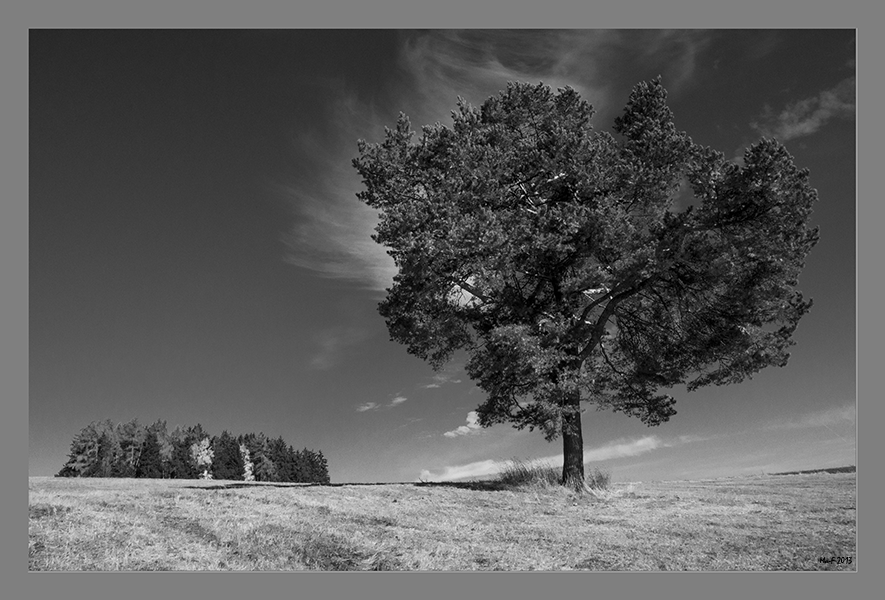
28 469 856 571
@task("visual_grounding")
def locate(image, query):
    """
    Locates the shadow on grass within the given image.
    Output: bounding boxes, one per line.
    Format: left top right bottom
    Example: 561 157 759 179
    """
413 480 513 492
181 480 514 492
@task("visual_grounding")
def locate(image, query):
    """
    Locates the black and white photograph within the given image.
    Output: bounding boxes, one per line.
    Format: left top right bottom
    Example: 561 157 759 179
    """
28 29 856 572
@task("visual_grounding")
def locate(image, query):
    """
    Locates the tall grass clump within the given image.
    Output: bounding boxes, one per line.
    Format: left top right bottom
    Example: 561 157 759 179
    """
586 467 611 491
497 458 561 489
496 458 611 495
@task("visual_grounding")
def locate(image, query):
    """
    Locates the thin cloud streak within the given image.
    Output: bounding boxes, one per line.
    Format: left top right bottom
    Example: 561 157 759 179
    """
418 460 499 483
280 176 395 292
397 30 713 126
280 80 396 292
751 76 855 141
356 395 408 412
762 404 856 431
397 30 615 122
419 434 707 482
388 396 408 407
421 372 463 389
637 30 713 93
532 435 666 469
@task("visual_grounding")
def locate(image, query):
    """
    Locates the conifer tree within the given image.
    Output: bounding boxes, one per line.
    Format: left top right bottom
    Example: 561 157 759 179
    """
57 420 114 477
82 431 111 477
256 456 278 482
169 426 198 479
57 421 331 483
313 450 330 484
136 430 163 479
115 419 145 477
149 419 173 478
210 431 244 480
354 79 819 490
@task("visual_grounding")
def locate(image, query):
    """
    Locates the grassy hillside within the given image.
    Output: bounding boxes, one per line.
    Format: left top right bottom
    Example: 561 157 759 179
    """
29 472 856 571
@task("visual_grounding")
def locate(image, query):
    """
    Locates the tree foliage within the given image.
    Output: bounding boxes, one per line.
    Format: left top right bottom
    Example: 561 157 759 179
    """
240 443 255 482
210 430 244 481
168 425 199 479
56 421 330 483
353 79 819 489
149 419 174 478
136 430 163 479
190 437 214 480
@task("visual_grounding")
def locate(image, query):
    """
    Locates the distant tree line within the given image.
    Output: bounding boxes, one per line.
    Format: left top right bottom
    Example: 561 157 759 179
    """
55 419 330 483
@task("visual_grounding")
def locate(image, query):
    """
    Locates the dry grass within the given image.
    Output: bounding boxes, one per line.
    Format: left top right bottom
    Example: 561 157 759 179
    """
495 458 612 498
28 472 856 571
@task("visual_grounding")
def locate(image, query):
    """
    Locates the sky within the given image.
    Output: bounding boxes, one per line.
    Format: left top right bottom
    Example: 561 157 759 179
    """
29 30 856 484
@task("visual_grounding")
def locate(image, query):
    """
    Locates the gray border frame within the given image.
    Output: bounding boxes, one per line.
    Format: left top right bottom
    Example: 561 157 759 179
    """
11 2 875 599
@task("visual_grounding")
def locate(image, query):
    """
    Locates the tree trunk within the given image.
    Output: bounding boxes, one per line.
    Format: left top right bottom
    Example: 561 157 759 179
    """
560 393 585 491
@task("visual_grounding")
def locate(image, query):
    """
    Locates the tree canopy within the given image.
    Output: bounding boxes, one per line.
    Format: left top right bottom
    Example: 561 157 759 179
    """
353 78 819 489
56 420 331 483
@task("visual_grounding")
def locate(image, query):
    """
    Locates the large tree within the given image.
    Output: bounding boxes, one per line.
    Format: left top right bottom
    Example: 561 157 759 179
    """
353 79 819 490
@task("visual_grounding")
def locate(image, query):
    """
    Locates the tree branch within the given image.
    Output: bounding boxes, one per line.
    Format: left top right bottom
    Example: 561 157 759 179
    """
578 276 655 361
451 278 490 305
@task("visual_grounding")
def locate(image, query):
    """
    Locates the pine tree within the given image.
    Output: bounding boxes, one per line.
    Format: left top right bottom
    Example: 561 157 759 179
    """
57 420 115 477
116 419 145 478
265 437 291 482
313 450 330 484
210 431 244 481
56 422 99 477
293 448 310 483
57 420 331 484
104 432 126 477
239 432 272 482
149 419 173 478
136 430 163 479
169 426 198 479
249 433 272 481
82 431 111 477
256 457 278 482
354 79 819 490
286 444 300 483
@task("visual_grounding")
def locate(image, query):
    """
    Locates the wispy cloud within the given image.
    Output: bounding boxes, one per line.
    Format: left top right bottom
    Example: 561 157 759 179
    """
418 459 500 483
397 30 614 122
762 404 856 432
636 30 713 93
356 395 408 413
537 435 667 467
443 411 482 438
388 396 408 407
282 187 395 292
751 76 855 141
419 434 705 482
398 30 712 127
309 326 370 370
421 372 463 389
279 80 396 292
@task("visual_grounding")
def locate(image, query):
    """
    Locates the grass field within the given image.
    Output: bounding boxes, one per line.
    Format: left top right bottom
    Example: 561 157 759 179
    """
28 471 856 571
